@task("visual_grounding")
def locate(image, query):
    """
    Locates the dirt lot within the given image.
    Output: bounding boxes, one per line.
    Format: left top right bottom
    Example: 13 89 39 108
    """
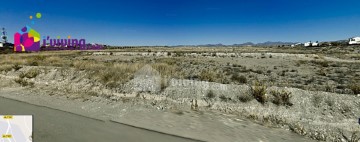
0 46 359 141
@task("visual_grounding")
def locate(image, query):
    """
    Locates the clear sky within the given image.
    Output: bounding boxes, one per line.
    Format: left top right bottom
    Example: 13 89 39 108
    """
1 0 360 46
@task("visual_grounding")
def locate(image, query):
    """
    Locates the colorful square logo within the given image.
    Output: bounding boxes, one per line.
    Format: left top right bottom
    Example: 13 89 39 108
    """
14 26 40 52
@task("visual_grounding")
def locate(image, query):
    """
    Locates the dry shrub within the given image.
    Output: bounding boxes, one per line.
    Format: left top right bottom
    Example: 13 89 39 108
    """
348 83 360 95
20 68 40 79
238 94 254 102
251 81 267 104
270 90 293 106
26 55 46 66
12 64 22 71
312 95 323 107
231 73 247 84
14 78 34 87
348 132 360 142
199 70 216 82
317 69 326 76
219 95 231 102
98 63 144 87
295 60 307 66
311 60 329 67
206 90 216 99
160 77 170 91
0 65 13 72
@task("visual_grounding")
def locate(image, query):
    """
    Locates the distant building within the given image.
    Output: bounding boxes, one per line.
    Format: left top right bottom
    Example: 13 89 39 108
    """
304 41 319 47
291 43 303 47
349 37 360 45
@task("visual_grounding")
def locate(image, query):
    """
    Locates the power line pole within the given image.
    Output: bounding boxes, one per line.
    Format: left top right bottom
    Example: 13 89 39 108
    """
1 27 8 43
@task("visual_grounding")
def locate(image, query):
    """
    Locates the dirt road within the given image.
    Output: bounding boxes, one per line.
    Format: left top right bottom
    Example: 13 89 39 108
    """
0 97 200 142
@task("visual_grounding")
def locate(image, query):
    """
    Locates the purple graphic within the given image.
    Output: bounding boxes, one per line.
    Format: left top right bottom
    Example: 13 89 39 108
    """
14 26 41 52
41 36 104 51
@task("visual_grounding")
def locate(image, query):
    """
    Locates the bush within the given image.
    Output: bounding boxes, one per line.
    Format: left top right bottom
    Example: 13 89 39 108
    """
160 78 169 91
206 90 216 99
175 52 184 57
219 95 231 102
12 64 22 71
311 60 329 67
28 61 39 66
19 68 40 79
0 65 13 72
199 70 216 82
251 81 267 104
14 78 34 87
238 94 254 102
253 70 263 74
231 73 247 84
270 90 293 106
349 83 360 95
26 55 46 66
316 69 326 76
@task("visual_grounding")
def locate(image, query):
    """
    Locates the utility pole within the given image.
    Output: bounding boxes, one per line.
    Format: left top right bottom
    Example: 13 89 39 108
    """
1 27 8 43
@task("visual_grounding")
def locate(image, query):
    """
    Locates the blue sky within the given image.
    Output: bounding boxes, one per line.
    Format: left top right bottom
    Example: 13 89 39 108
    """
1 0 360 46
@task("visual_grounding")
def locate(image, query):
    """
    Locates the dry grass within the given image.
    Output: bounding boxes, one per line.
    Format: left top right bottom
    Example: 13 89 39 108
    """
19 68 40 79
0 53 182 89
44 56 67 66
151 63 177 77
71 60 146 87
311 60 329 67
0 52 78 67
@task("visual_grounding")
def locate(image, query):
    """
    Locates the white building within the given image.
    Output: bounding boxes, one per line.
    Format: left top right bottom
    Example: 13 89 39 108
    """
304 41 319 47
291 43 303 47
349 37 360 45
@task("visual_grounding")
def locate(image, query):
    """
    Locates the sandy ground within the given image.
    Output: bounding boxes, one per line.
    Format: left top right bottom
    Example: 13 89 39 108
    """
0 87 315 142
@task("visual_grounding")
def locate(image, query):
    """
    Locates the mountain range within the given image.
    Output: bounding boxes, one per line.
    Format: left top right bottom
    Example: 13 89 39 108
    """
175 41 299 47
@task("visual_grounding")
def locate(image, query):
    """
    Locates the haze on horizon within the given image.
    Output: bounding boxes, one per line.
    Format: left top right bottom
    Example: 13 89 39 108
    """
1 0 360 46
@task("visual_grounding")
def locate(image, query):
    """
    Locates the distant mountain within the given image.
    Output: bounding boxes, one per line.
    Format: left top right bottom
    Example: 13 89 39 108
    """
197 43 225 47
255 41 298 46
187 41 298 47
233 42 255 46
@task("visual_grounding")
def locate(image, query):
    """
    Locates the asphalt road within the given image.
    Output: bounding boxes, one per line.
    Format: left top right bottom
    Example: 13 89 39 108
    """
0 97 200 142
